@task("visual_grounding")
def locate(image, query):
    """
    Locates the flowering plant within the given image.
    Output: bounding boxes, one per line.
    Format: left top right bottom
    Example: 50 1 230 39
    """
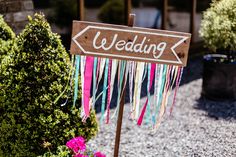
39 136 106 157
66 136 106 157
66 137 86 154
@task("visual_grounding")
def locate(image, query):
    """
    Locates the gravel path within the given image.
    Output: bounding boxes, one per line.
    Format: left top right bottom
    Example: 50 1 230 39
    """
88 58 236 157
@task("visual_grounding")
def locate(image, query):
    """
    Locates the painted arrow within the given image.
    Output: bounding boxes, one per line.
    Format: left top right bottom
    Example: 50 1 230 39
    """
70 21 191 66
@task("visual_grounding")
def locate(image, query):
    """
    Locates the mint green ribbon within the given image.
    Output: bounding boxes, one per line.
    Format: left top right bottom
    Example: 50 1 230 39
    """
100 58 109 123
153 64 167 124
117 61 126 114
73 55 80 108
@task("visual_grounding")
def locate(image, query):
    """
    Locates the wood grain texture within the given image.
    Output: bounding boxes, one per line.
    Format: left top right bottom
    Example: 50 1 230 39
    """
70 21 191 66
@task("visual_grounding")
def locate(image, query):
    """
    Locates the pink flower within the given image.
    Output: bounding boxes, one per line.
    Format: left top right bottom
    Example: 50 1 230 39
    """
73 154 88 157
94 151 106 157
66 136 86 153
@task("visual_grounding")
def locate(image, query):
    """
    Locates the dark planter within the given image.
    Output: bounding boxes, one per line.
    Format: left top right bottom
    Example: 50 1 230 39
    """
202 54 236 100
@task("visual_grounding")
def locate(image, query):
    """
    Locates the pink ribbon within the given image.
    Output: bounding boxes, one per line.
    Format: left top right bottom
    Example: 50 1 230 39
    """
137 63 156 125
170 67 182 114
106 60 112 124
83 56 94 117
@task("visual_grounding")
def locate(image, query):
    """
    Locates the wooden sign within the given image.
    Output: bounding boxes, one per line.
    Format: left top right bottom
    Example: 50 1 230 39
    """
70 21 191 66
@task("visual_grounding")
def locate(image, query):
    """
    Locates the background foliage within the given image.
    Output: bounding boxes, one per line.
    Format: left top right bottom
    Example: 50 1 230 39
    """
50 0 77 28
0 15 15 72
98 0 125 25
0 14 98 156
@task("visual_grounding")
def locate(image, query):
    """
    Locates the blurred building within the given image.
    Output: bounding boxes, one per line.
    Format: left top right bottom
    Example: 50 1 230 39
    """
0 0 34 34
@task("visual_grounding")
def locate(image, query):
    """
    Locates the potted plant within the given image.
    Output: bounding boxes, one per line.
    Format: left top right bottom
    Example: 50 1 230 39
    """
199 0 236 100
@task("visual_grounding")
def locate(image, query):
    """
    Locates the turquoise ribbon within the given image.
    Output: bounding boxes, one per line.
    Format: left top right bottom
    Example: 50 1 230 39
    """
73 55 80 108
100 58 109 123
153 64 167 124
116 60 126 116
92 57 98 108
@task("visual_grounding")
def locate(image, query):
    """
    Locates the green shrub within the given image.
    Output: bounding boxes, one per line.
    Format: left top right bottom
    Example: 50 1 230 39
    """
199 0 236 52
0 15 15 41
98 0 125 25
0 13 98 156
38 145 71 157
0 15 16 101
0 15 15 68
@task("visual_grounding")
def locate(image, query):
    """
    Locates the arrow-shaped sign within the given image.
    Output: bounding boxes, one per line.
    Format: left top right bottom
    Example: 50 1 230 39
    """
70 21 191 66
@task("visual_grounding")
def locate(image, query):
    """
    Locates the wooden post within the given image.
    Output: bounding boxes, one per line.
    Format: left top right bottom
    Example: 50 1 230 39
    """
124 0 132 25
190 0 196 43
77 0 84 21
113 81 125 157
114 14 135 157
161 0 168 30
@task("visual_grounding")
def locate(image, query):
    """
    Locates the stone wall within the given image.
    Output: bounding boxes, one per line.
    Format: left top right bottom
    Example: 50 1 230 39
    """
0 0 34 34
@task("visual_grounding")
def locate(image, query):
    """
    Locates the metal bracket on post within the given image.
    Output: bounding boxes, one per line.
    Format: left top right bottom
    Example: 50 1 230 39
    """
128 14 135 27
114 13 135 157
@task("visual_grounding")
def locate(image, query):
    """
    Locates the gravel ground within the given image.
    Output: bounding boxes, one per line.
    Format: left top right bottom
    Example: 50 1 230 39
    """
88 58 236 157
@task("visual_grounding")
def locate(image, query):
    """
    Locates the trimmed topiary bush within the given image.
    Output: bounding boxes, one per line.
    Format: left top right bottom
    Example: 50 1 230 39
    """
0 13 98 156
0 15 15 41
0 15 15 70
0 15 16 107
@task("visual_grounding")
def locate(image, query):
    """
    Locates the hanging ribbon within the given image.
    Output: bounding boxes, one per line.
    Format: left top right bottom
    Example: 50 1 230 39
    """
97 58 106 85
153 64 167 125
72 55 185 127
164 65 178 110
131 62 145 120
106 59 112 123
92 57 98 108
161 65 172 111
80 56 86 117
112 60 126 119
128 61 135 115
155 65 172 128
152 64 160 125
170 67 183 114
137 63 155 125
82 56 94 119
100 58 109 123
73 55 80 108
109 59 118 103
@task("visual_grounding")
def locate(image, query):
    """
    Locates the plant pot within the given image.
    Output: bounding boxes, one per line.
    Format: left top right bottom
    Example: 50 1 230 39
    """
202 54 236 100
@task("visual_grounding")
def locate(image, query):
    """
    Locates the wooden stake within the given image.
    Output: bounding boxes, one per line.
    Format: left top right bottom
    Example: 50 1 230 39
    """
161 0 168 30
190 0 196 43
124 0 132 25
113 80 125 157
77 0 84 21
114 14 135 157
